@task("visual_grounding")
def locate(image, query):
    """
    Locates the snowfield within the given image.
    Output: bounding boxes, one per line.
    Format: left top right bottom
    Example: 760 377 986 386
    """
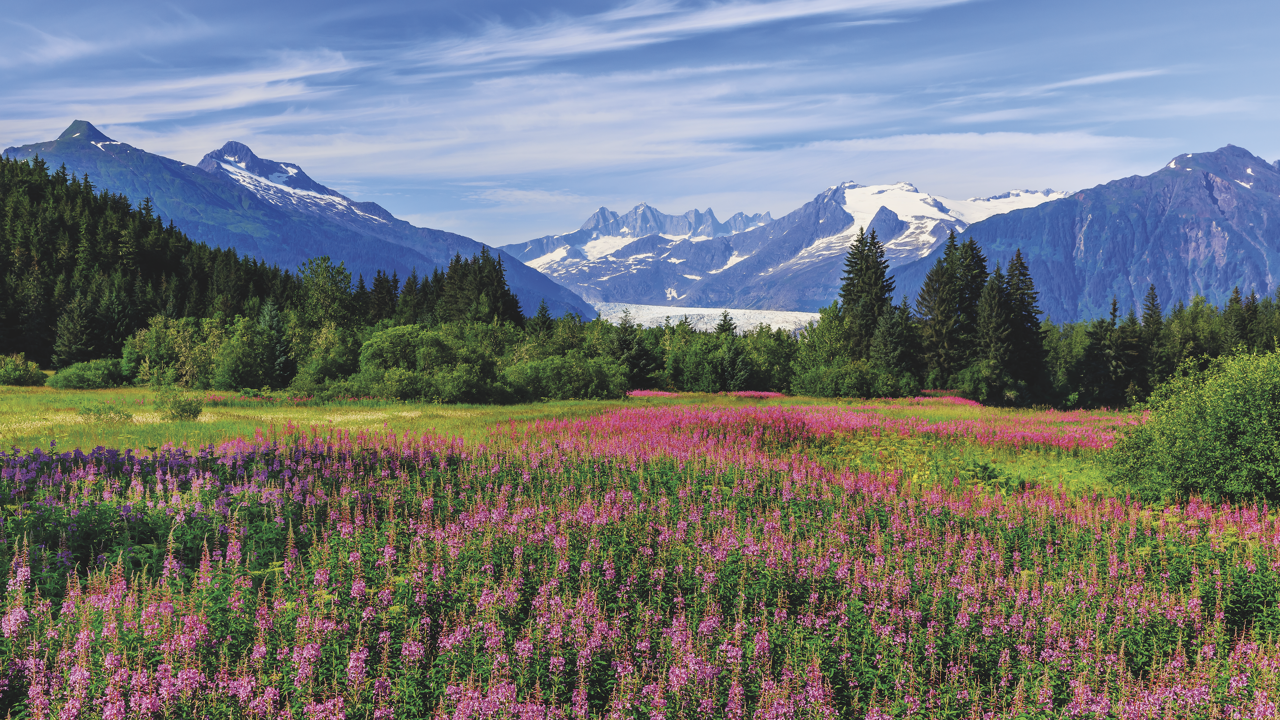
592 302 820 332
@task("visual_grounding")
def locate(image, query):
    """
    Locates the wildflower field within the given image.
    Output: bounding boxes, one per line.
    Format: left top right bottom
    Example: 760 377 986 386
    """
1 394 1277 719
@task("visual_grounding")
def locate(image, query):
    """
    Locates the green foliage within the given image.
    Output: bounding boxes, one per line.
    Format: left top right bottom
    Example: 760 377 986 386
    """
791 358 878 398
122 315 223 388
0 353 46 386
211 314 270 391
916 238 962 383
46 358 129 389
0 156 298 366
77 402 134 424
837 227 894 360
1110 350 1280 503
502 352 628 401
154 386 204 422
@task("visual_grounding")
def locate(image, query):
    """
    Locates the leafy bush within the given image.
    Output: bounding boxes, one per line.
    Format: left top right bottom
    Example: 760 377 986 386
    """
502 353 628 401
77 403 134 424
155 387 204 421
46 358 128 389
0 353 45 386
791 360 877 398
1110 351 1280 503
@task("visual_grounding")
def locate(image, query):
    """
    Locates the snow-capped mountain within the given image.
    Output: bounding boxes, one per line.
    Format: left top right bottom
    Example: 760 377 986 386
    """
2 123 593 317
195 142 401 232
505 183 1064 311
892 145 1280 322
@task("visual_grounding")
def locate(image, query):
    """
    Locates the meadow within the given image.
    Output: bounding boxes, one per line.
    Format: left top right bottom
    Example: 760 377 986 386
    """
1 389 1274 718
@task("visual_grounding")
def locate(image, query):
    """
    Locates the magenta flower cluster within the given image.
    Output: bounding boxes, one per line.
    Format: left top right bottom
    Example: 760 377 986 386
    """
0 402 1272 719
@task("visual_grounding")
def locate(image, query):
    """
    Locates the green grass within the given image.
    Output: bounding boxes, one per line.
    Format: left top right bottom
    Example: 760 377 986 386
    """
1 386 1123 497
0 387 826 451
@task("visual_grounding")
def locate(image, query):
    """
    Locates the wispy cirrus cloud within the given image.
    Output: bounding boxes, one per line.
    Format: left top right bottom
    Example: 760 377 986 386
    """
404 0 976 70
0 14 211 68
4 51 359 143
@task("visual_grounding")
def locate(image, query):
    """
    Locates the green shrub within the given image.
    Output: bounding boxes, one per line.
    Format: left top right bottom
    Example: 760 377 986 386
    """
502 353 628 401
791 360 877 398
1110 351 1280 504
155 387 204 422
77 403 134 424
0 353 45 386
47 358 128 389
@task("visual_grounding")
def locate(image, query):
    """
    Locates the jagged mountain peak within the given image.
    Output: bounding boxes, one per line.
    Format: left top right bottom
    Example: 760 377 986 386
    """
2 122 594 319
197 141 335 197
57 120 113 143
888 143 1280 322
507 179 1068 312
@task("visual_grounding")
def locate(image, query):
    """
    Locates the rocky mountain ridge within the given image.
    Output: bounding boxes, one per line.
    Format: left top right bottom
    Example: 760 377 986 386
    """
3 122 593 318
506 183 1064 311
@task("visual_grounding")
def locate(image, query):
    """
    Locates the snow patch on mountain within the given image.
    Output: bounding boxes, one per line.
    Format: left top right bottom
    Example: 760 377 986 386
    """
593 302 819 332
217 161 390 225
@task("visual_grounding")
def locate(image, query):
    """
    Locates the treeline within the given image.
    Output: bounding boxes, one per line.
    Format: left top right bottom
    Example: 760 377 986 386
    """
7 156 1280 407
1 155 523 365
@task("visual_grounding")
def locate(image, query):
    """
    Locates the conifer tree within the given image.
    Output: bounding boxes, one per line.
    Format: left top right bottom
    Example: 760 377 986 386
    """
397 271 422 325
838 227 894 361
369 270 398 323
869 299 922 381
528 299 554 336
915 241 960 386
1003 249 1046 387
52 292 94 368
949 236 988 363
354 274 370 324
714 310 737 336
975 266 1011 367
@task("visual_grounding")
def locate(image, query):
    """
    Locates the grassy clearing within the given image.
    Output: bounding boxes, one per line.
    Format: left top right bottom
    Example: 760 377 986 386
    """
1 387 1125 496
0 387 827 451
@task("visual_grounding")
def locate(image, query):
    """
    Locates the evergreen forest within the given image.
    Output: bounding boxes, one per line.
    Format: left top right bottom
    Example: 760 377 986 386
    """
4 155 1278 407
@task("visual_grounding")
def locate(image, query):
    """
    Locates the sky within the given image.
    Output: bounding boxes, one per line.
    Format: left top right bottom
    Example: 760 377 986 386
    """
2 0 1278 246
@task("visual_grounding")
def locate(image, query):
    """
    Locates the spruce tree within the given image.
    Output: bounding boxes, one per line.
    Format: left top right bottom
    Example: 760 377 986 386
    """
950 236 988 363
528 299 555 336
369 270 398 323
975 266 1011 367
838 227 894 361
714 310 737 336
869 299 922 384
1223 286 1248 351
52 292 94 368
915 250 960 387
354 274 371 324
1139 284 1167 393
1003 249 1046 387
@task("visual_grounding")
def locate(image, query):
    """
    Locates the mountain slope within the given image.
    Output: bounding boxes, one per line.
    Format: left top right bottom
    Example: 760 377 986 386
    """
890 146 1280 322
508 184 1063 311
3 121 592 317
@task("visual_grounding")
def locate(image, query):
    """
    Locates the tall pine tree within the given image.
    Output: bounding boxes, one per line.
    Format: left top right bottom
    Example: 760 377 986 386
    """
838 227 894 361
1003 249 1046 389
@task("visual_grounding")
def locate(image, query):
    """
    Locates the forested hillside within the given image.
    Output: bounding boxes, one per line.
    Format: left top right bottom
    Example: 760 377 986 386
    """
5 155 1280 408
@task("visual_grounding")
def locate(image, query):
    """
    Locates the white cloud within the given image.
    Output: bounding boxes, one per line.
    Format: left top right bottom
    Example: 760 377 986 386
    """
405 0 974 70
0 15 211 68
471 188 588 208
1037 69 1167 91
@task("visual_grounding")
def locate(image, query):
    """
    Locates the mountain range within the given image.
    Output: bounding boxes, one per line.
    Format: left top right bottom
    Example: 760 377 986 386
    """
2 121 593 318
8 122 1279 325
504 184 1064 311
890 145 1280 322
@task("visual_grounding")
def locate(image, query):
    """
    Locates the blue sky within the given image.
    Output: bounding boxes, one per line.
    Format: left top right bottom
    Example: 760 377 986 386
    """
3 0 1277 245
